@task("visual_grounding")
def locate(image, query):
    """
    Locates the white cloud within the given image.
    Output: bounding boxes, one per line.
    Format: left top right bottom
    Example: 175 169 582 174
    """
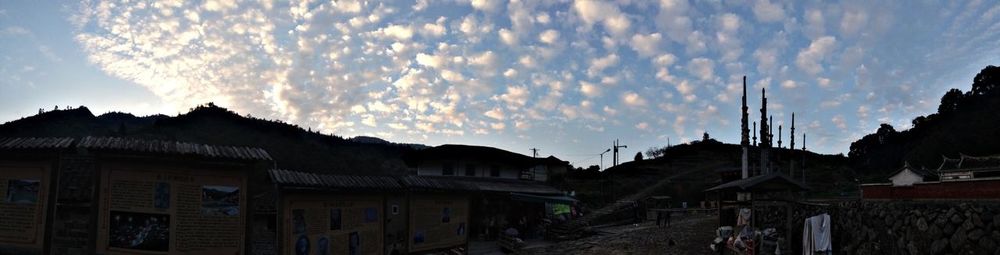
470 0 502 13
752 0 785 23
498 28 518 46
416 53 448 69
817 77 832 88
654 53 677 66
840 9 869 37
500 86 529 107
573 0 630 35
687 58 715 81
780 80 798 89
503 68 517 78
382 24 414 41
539 29 560 44
795 36 837 75
580 81 602 97
630 33 662 57
831 115 847 129
656 0 692 42
484 107 505 120
753 48 778 72
622 91 647 107
587 54 619 77
420 18 447 38
804 8 825 39
636 122 650 130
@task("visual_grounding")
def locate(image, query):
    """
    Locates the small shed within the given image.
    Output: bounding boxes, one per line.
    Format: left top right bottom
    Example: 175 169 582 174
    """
704 172 810 253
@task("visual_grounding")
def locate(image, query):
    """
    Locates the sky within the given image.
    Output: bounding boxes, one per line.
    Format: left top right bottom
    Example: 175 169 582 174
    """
1 0 999 168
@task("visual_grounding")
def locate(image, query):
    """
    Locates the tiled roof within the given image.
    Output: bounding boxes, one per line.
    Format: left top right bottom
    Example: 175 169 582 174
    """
269 169 404 191
0 137 74 150
398 175 478 192
77 136 272 161
938 154 1000 172
270 169 561 194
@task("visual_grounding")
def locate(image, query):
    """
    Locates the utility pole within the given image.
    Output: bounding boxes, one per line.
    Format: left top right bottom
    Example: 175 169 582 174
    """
599 148 611 171
612 139 628 167
530 148 539 158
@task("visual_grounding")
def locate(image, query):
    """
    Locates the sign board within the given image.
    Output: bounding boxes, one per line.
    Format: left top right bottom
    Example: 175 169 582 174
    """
0 163 50 252
96 165 247 255
282 194 383 255
408 195 468 252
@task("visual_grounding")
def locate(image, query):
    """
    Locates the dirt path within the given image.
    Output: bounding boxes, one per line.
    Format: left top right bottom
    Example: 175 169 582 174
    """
520 213 718 255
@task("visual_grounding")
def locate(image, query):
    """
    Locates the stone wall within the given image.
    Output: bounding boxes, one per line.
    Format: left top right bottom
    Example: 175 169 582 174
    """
755 200 1000 254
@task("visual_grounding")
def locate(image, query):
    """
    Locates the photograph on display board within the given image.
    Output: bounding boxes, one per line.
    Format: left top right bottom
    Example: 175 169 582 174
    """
413 230 425 244
108 211 170 252
153 182 169 209
363 207 377 223
201 185 240 216
441 207 451 223
292 209 306 235
294 235 309 255
316 235 330 255
348 231 360 255
5 179 39 204
329 208 342 230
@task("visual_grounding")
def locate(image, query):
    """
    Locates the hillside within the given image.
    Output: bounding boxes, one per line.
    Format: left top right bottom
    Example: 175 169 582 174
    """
555 139 856 209
849 65 1000 181
0 103 421 175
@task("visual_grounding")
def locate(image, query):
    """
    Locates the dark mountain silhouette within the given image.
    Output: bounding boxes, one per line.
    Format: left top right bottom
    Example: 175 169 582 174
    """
558 139 855 208
848 65 1000 181
0 103 422 175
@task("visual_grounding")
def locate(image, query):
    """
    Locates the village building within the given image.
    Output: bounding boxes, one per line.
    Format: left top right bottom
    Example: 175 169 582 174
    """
269 169 477 255
404 144 576 243
0 136 273 255
862 154 1000 199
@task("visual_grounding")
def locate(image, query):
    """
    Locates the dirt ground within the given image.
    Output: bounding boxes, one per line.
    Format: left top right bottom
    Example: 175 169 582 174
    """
519 213 718 255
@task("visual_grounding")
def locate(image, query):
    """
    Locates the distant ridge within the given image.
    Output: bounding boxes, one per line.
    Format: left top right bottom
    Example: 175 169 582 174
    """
0 103 425 175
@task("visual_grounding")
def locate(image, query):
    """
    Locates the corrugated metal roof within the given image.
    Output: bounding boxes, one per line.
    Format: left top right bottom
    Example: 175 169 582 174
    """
270 169 560 194
77 136 272 161
269 169 404 191
427 176 564 195
398 175 478 191
0 137 74 150
704 172 810 192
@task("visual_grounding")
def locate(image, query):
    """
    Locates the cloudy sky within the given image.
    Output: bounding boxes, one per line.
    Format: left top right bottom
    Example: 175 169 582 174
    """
2 0 999 167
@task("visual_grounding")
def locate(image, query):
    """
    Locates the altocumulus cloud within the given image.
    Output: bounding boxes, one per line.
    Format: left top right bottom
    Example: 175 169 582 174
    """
65 0 1000 156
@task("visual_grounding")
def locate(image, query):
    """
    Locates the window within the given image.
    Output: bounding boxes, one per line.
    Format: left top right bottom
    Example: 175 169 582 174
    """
490 165 500 177
465 164 476 176
442 162 454 176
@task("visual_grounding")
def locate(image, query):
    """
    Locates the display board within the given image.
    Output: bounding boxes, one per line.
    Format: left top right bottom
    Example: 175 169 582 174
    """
283 194 383 255
0 163 49 251
96 165 247 255
408 195 468 252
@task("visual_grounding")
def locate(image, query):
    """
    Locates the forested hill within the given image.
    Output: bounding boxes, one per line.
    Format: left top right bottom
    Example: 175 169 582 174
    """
849 65 1000 181
0 103 424 175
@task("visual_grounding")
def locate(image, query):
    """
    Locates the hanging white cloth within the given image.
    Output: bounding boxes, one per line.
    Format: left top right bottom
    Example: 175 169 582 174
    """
802 217 814 255
802 213 832 255
811 213 832 252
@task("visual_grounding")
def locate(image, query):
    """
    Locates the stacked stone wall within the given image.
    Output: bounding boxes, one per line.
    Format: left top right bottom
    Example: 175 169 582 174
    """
756 200 1000 254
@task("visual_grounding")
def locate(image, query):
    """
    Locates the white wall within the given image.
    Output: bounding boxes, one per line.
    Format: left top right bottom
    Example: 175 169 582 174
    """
890 168 924 186
415 159 523 179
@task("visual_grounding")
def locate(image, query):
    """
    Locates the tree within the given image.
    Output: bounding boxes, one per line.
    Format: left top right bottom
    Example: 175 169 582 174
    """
938 88 964 114
703 132 710 141
971 65 1000 96
634 152 644 161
